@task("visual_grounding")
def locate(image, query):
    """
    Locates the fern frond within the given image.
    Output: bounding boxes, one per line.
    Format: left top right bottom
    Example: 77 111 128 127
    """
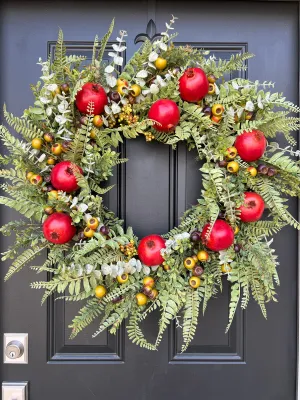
4 245 47 281
181 288 201 352
127 306 157 350
69 298 104 339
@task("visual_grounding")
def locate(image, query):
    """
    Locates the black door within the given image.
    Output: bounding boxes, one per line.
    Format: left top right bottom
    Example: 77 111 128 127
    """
0 1 298 399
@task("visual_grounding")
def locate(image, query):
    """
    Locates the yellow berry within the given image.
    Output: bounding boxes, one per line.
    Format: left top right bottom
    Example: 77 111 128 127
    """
95 285 107 299
208 83 215 95
154 57 167 70
51 143 63 155
47 157 56 165
31 138 43 150
227 161 239 173
225 147 238 160
26 171 34 180
93 115 103 128
189 276 201 288
87 217 99 230
197 250 209 262
247 166 257 177
90 129 97 139
184 257 196 270
30 174 43 185
84 227 95 238
143 276 155 288
48 190 59 200
117 273 129 284
130 84 142 97
136 293 148 306
212 104 224 116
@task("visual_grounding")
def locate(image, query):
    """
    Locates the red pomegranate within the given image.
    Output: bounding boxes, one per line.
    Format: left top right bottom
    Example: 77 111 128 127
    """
235 130 267 162
238 192 265 222
51 161 83 193
137 234 166 266
75 82 108 115
43 213 76 244
179 67 209 103
201 219 234 252
148 99 180 132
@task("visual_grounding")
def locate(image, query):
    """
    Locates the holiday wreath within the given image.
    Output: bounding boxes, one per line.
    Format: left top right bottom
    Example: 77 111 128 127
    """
1 16 300 351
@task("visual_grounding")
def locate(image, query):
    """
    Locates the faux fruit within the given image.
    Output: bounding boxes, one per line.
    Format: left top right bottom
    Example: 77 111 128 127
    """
148 99 180 132
95 285 107 299
47 157 56 165
225 147 237 159
44 206 54 215
211 115 221 123
197 250 209 262
93 115 103 128
179 67 209 102
130 84 142 97
30 174 43 185
109 91 121 102
207 74 216 83
84 227 95 238
238 192 265 222
75 82 108 115
247 166 257 177
51 143 63 155
184 257 196 270
117 273 129 284
31 138 43 150
142 285 152 296
190 230 201 242
43 213 76 244
44 133 54 143
48 190 58 200
189 276 201 288
193 265 204 276
50 161 83 192
137 234 165 266
154 57 167 70
257 164 268 175
136 293 148 306
143 276 155 288
26 171 34 180
201 219 234 251
235 129 267 162
149 288 158 300
208 83 215 95
87 217 99 230
100 225 110 236
212 104 224 116
227 161 239 173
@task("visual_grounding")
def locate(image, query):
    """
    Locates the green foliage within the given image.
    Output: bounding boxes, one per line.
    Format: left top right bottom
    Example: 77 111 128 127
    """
0 18 299 352
181 287 204 352
69 298 104 339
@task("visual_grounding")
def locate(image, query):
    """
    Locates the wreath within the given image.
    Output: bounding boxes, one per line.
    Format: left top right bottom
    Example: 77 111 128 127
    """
1 16 300 352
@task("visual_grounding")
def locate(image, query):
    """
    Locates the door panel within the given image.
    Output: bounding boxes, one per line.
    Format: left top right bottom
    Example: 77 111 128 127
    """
0 1 298 399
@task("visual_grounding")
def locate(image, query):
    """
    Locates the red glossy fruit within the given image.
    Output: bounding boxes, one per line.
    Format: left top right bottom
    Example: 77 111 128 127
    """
51 161 83 193
179 67 209 103
201 219 234 252
238 192 265 222
148 99 180 132
43 213 76 244
75 82 108 115
137 234 166 266
235 130 267 162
